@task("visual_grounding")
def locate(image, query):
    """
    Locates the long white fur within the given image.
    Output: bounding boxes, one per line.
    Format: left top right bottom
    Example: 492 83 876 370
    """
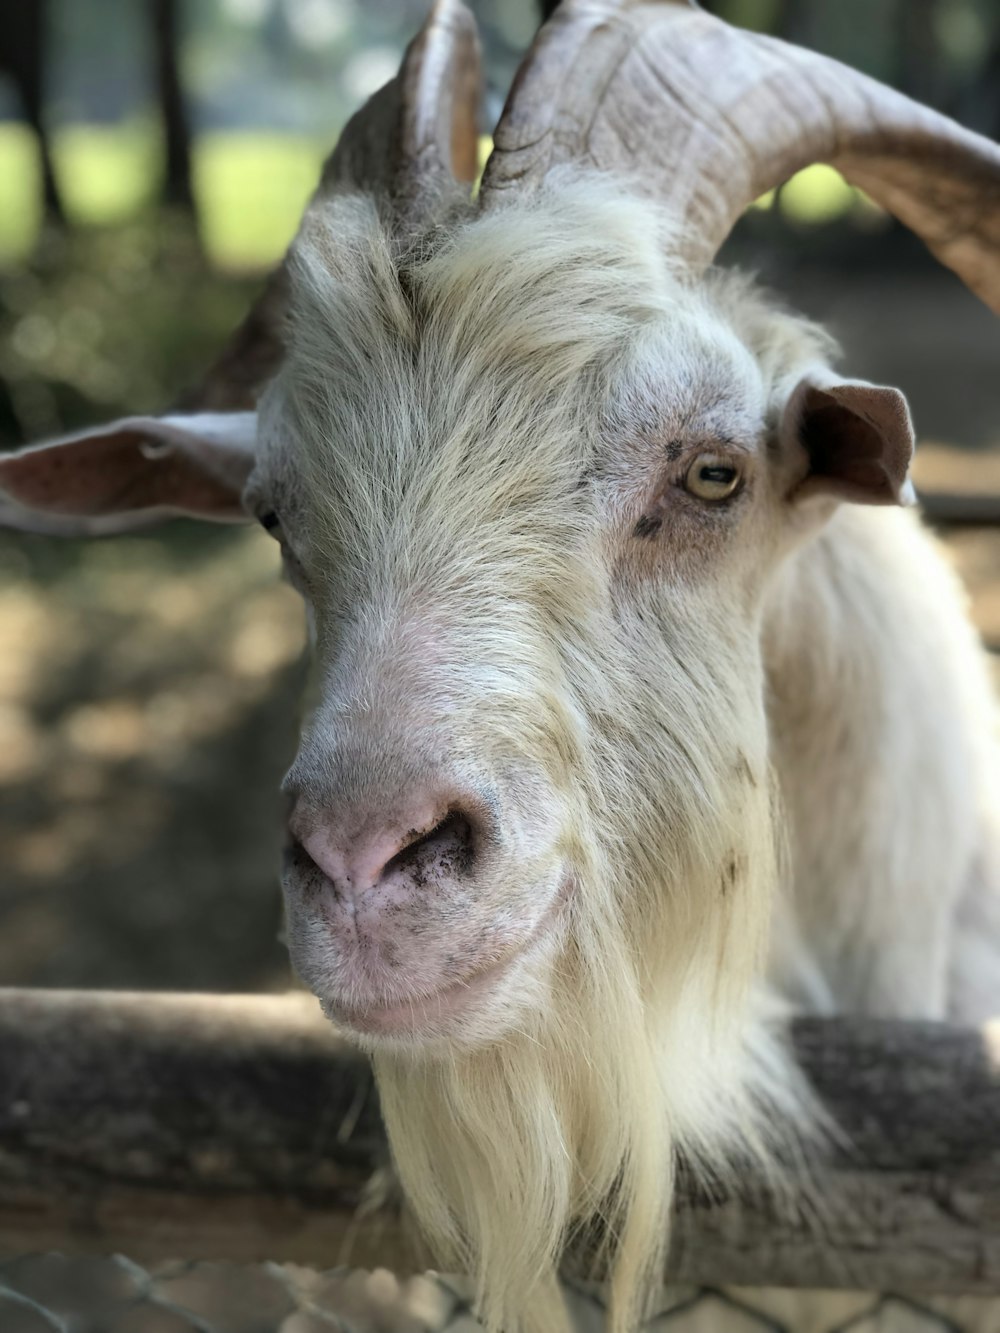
244 177 1000 1333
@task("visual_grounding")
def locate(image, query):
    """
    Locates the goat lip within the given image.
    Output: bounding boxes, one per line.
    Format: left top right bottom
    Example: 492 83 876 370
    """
328 877 574 1039
330 951 516 1038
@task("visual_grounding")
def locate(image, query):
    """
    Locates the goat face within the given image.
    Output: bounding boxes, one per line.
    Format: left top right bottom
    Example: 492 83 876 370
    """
232 182 905 1056
0 184 913 1066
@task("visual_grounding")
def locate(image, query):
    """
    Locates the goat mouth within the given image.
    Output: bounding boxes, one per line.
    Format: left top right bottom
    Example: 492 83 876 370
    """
327 877 574 1040
330 951 518 1037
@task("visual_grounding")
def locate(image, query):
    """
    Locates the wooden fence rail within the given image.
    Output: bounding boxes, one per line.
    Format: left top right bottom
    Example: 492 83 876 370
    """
1 989 999 1295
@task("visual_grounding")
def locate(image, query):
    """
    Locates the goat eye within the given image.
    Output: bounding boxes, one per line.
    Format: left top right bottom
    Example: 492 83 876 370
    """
684 455 742 502
258 510 281 533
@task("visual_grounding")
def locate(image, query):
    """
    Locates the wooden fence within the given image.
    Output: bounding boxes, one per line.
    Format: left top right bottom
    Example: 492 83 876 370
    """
2 988 999 1295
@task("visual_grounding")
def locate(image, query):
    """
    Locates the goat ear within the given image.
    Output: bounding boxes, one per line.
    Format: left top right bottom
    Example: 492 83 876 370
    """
0 412 257 537
782 376 916 507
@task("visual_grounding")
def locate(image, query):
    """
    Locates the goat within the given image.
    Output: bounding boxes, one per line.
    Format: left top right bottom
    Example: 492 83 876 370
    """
2 2 1000 1330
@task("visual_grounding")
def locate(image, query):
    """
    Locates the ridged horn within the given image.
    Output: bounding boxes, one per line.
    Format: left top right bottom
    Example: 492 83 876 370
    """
185 0 482 412
481 1 1000 314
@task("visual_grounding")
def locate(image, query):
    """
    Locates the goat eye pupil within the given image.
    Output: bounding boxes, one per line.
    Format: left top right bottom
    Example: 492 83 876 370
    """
684 455 742 502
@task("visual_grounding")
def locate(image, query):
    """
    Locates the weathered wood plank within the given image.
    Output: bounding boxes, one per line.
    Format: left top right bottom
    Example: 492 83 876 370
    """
1 989 999 1293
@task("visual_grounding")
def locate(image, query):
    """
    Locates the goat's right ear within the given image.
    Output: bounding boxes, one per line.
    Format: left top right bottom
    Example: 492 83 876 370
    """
780 374 917 508
0 412 257 537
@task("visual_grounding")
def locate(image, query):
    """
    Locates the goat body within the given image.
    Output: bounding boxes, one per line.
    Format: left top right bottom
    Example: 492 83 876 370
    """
767 504 1000 1023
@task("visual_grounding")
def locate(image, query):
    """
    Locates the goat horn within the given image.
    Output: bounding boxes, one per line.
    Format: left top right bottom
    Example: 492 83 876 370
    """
184 0 482 412
481 1 1000 315
317 0 481 222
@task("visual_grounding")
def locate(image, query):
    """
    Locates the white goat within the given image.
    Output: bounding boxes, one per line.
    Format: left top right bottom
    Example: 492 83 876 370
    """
2 2 1000 1331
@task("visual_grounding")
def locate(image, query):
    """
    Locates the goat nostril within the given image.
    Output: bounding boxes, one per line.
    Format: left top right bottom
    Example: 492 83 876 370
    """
382 810 476 882
283 837 319 880
284 799 486 899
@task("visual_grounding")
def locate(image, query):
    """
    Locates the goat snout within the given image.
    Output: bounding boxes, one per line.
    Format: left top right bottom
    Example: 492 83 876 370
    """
291 803 479 905
281 767 569 1043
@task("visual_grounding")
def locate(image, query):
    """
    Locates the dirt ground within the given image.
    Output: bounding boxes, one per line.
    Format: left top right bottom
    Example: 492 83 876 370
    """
0 520 302 991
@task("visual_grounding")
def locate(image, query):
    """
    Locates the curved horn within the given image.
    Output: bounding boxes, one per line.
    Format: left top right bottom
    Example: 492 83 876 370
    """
481 1 1000 315
184 0 481 412
317 0 481 221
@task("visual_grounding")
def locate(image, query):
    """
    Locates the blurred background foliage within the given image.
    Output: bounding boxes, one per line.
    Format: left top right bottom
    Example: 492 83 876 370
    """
1 0 999 994
2 0 1000 440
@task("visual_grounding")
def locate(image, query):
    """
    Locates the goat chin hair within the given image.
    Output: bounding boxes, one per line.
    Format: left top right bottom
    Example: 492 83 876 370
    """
372 776 824 1333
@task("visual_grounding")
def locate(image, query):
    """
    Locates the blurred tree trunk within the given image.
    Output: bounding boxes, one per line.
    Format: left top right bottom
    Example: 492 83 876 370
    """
540 0 816 39
986 40 1000 141
968 30 1000 141
771 0 812 43
896 0 946 110
0 0 64 223
152 0 196 213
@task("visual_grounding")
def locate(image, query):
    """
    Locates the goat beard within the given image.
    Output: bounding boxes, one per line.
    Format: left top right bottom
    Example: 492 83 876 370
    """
373 774 781 1333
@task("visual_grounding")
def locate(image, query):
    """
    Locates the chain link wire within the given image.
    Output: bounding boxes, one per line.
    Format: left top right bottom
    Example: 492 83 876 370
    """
1 1256 997 1333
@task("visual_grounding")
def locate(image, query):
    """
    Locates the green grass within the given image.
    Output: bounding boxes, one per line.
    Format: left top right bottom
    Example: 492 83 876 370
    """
0 123 880 273
753 163 883 225
0 126 43 264
195 132 326 269
54 122 161 223
0 122 327 271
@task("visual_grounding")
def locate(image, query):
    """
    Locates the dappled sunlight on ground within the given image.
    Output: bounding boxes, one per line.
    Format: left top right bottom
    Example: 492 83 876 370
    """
0 523 305 991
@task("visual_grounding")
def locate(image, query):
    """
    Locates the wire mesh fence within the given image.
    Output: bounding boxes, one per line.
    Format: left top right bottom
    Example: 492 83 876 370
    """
1 1256 998 1333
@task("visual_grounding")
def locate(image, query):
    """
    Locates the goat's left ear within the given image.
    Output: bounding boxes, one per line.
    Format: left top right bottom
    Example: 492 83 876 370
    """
0 412 257 537
782 375 916 507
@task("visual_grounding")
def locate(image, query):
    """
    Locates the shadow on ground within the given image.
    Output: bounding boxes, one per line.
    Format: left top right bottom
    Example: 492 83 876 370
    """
0 522 304 991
